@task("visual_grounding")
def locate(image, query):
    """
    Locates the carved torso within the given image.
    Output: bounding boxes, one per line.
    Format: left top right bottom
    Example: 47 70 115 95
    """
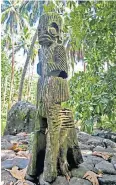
37 42 69 117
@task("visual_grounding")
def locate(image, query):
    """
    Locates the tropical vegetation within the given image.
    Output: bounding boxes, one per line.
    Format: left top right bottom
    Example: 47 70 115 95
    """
1 0 116 134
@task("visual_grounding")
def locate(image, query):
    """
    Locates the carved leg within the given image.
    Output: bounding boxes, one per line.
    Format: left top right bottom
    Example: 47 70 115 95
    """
43 104 61 183
25 116 46 182
59 136 71 180
70 128 83 165
58 109 73 179
67 128 83 168
59 109 83 173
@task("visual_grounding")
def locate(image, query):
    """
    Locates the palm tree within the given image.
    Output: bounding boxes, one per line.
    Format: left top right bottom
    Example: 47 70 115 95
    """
18 1 45 101
1 0 27 108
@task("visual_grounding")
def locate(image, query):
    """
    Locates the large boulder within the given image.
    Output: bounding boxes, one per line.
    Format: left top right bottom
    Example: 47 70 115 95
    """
4 101 37 135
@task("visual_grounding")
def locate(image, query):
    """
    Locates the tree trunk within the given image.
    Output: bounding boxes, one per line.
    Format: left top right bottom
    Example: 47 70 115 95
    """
18 27 38 101
3 76 8 110
8 25 14 109
18 1 45 101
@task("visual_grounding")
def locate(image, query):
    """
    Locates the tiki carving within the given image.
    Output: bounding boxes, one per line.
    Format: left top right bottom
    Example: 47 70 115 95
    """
26 12 83 184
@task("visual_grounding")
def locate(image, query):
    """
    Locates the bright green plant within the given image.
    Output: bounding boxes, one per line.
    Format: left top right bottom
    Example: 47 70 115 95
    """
66 66 116 133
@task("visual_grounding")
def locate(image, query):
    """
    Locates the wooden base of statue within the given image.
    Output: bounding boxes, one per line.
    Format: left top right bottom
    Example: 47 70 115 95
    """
25 113 83 184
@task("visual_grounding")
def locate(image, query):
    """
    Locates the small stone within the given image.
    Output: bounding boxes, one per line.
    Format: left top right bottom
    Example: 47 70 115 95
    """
52 176 69 185
87 137 104 147
103 139 116 148
79 143 92 150
71 161 95 178
1 157 29 169
1 150 16 161
1 170 17 184
80 162 95 171
93 146 116 155
78 132 91 143
111 155 116 170
70 177 92 185
25 180 36 185
95 161 116 175
81 150 92 155
98 174 116 185
71 167 88 178
83 155 105 165
1 138 13 150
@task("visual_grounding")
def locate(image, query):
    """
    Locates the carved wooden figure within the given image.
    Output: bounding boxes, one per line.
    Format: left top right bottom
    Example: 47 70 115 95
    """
26 12 83 184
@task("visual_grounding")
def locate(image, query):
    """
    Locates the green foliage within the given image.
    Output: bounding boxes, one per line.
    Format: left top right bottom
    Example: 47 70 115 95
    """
66 66 116 133
1 0 39 134
1 0 116 135
63 1 116 133
1 50 37 134
65 1 116 67
43 2 55 13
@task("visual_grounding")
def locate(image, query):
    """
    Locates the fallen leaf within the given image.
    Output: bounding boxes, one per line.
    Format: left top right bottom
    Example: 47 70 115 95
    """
8 142 28 152
92 151 112 160
83 171 102 185
5 166 27 182
8 143 18 150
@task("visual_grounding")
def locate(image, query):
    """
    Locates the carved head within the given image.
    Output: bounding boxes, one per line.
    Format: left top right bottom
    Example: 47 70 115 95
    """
38 12 63 46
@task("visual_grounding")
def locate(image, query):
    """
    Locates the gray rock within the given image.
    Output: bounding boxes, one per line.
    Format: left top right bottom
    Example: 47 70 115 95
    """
111 156 116 170
81 150 92 155
83 155 105 165
78 132 91 143
87 137 104 147
71 162 95 178
1 150 16 161
93 146 116 154
4 101 37 135
103 139 116 148
92 129 116 142
1 170 17 184
3 135 30 146
71 167 88 178
1 138 13 150
70 177 92 185
52 176 92 185
1 157 29 169
79 143 92 150
25 180 36 185
80 162 95 171
52 176 69 185
98 174 116 185
95 161 116 175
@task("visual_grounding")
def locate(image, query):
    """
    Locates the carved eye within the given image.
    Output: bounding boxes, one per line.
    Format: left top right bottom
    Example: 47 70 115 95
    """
49 27 57 35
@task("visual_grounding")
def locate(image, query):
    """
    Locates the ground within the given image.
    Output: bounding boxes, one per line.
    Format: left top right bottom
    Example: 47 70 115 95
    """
1 130 116 185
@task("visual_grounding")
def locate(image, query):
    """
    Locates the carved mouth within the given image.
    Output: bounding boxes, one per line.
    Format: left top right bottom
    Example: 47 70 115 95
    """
39 34 52 43
58 71 68 79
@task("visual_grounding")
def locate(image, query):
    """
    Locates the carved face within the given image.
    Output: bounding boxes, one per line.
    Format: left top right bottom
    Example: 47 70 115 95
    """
38 13 63 46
